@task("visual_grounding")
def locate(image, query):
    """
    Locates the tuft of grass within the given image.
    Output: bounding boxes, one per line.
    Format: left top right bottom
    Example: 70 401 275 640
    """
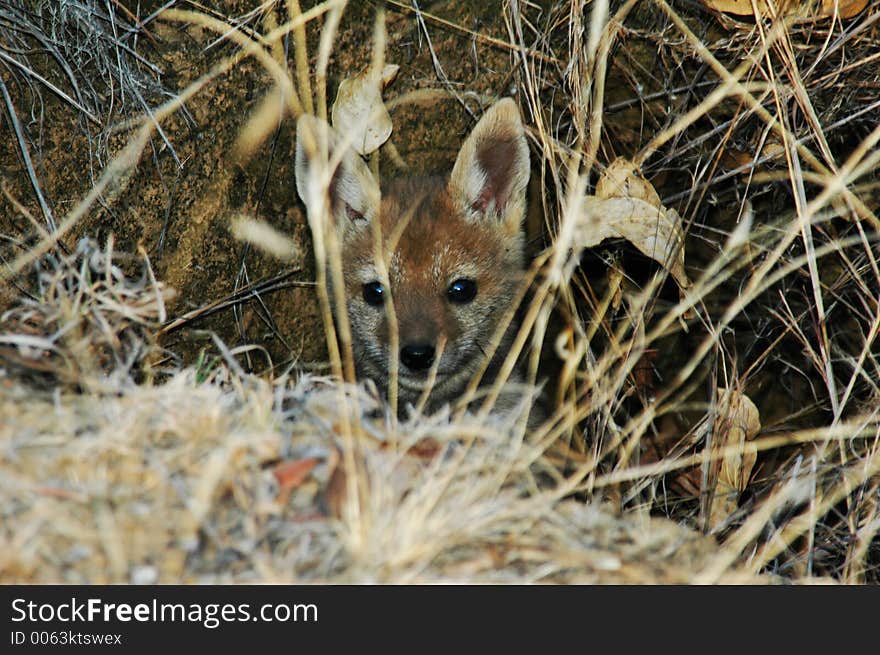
1 236 172 392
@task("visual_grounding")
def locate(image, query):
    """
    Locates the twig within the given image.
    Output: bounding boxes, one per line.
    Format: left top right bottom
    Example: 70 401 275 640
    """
0 75 56 232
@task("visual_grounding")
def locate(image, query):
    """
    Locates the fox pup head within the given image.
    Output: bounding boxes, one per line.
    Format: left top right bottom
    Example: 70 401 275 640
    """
295 99 530 410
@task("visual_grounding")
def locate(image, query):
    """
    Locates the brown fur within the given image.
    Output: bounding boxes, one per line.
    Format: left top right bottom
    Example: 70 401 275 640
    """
295 99 531 416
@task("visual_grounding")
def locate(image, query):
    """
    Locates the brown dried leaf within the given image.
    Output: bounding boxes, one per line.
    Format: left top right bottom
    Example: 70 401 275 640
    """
701 0 866 19
584 159 691 292
827 0 868 18
577 196 691 291
330 64 399 155
723 133 786 175
701 0 756 16
324 448 426 520
324 459 349 519
273 457 320 506
708 389 761 529
273 457 319 489
595 158 662 208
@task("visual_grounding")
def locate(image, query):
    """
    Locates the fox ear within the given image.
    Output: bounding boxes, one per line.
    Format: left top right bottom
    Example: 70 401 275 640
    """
295 114 379 237
448 98 530 230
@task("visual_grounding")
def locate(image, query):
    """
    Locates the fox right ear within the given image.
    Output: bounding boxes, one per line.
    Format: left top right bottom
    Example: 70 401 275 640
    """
295 114 379 237
448 98 530 234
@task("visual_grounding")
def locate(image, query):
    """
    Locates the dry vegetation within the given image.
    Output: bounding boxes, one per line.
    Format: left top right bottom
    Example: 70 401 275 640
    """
1 0 879 584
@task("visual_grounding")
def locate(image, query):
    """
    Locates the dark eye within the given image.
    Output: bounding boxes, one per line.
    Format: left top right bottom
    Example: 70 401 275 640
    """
447 278 477 304
362 281 385 307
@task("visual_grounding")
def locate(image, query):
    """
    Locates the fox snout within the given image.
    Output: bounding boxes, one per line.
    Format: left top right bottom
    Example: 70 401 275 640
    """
395 312 440 373
385 296 448 375
399 343 435 372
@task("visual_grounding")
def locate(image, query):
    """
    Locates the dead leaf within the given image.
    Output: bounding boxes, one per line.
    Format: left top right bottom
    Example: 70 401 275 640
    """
633 348 659 396
581 159 691 293
576 195 691 291
324 461 349 519
273 457 320 506
724 132 788 175
701 0 866 20
324 443 433 520
330 63 399 155
707 388 761 529
825 0 868 18
595 158 662 208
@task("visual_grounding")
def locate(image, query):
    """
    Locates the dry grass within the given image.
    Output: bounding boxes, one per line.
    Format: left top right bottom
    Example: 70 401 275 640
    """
2 0 880 584
0 365 761 583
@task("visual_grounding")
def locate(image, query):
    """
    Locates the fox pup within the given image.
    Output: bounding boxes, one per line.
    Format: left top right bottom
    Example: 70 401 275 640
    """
295 99 531 417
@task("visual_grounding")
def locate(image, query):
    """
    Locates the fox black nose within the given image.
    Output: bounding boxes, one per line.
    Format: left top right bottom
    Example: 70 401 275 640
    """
400 343 435 371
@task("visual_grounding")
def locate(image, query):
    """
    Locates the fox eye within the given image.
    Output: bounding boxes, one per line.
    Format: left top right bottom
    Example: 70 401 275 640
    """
362 281 385 307
447 278 477 304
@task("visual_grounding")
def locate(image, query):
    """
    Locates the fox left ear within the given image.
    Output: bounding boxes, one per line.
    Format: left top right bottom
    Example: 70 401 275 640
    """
448 98 530 230
294 114 380 240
